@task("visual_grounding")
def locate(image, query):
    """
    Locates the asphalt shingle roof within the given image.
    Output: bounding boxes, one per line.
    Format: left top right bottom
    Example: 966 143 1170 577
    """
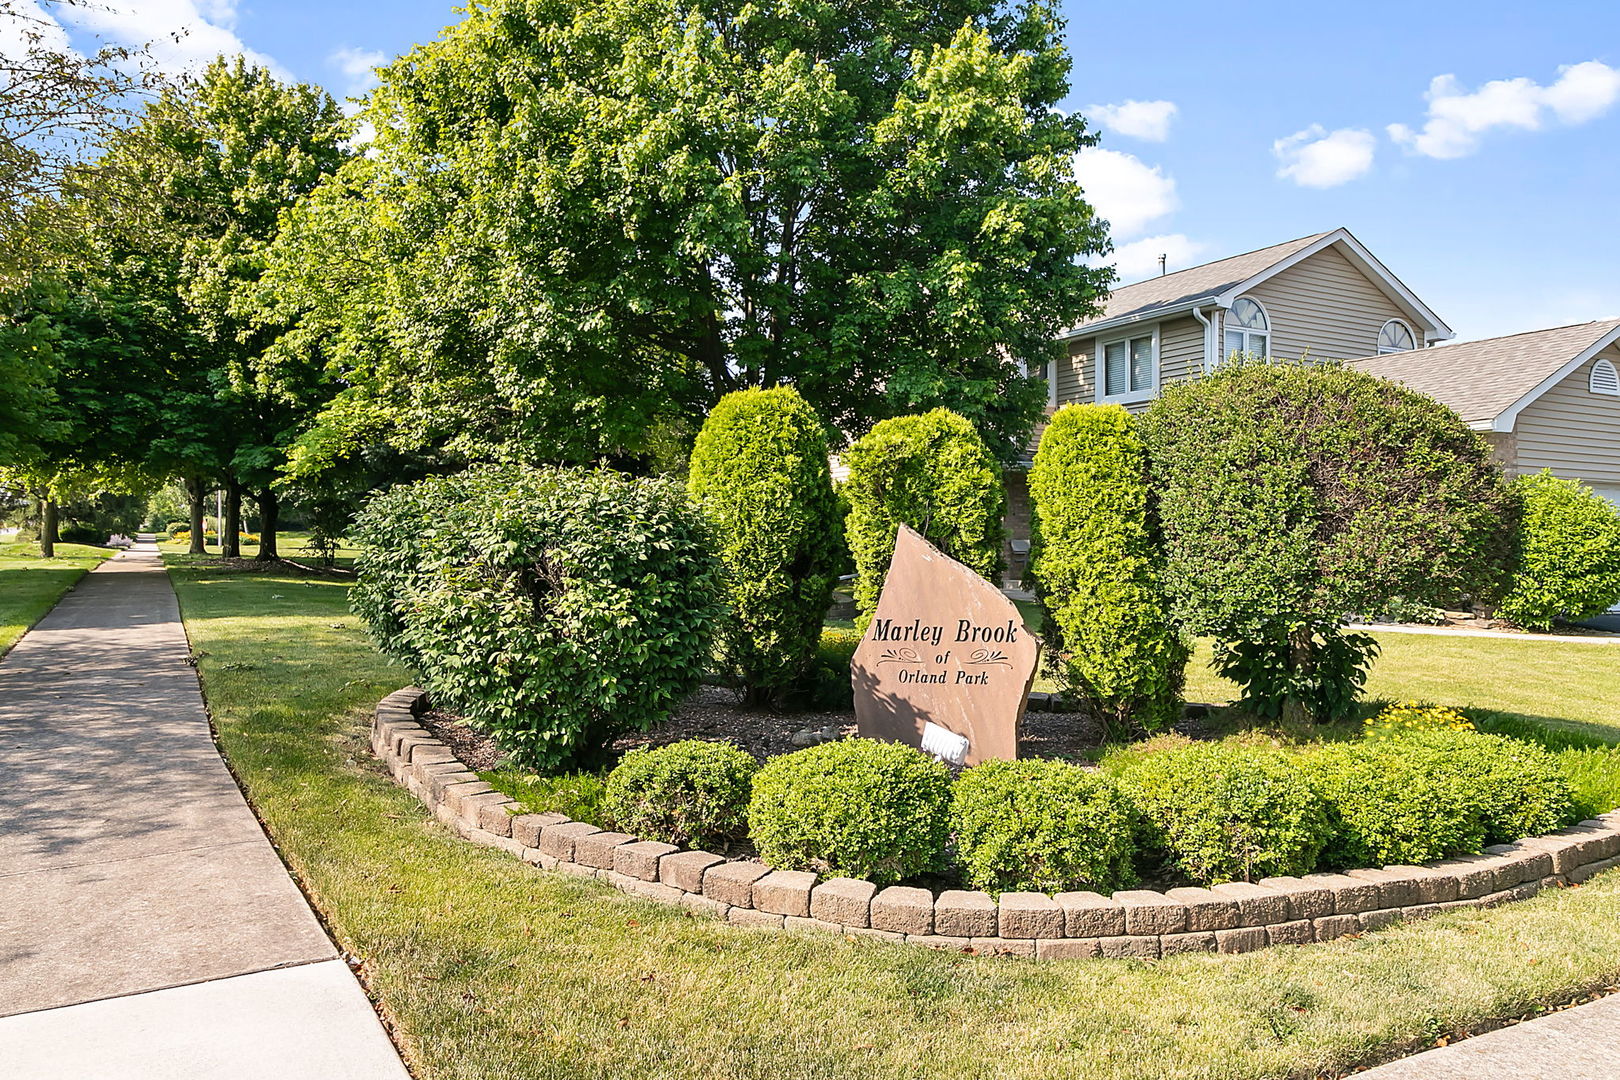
1068 232 1330 333
1347 319 1620 424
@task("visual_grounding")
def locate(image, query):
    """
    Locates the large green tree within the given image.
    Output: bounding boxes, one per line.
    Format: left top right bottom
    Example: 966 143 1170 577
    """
256 0 1110 483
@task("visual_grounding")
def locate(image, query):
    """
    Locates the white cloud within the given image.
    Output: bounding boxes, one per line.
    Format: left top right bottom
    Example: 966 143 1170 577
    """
0 1 74 60
1388 61 1620 159
54 0 288 78
1273 124 1376 188
329 45 386 100
1110 234 1209 281
1086 99 1178 142
1072 147 1177 240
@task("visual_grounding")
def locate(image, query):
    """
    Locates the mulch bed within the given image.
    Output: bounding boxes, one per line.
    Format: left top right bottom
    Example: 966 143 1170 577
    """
417 684 1122 772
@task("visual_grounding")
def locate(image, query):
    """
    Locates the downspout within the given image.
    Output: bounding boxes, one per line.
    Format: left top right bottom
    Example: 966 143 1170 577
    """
1190 304 1213 375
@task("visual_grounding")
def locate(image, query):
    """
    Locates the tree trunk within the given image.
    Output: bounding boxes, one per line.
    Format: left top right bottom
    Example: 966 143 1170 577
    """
1282 629 1315 725
255 488 279 562
40 497 57 559
185 475 208 554
222 478 242 559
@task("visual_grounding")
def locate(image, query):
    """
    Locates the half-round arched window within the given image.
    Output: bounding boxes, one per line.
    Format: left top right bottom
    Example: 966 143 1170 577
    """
1223 297 1270 360
1592 358 1620 397
1378 319 1416 354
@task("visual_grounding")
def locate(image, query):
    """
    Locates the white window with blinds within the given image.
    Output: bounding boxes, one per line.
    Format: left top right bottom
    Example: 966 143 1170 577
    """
1095 329 1157 404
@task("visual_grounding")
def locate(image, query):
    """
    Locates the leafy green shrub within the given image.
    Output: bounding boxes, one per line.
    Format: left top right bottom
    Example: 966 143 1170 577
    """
1140 360 1510 722
1496 471 1620 630
483 770 607 826
841 409 1005 626
351 464 722 771
166 521 190 538
951 758 1137 895
602 740 759 849
1027 404 1187 735
1109 742 1327 885
804 626 862 711
688 387 843 705
1401 729 1575 845
748 739 951 885
57 524 102 544
1302 740 1487 867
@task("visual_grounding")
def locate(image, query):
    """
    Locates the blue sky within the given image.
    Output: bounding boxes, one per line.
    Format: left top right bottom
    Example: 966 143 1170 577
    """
21 0 1620 341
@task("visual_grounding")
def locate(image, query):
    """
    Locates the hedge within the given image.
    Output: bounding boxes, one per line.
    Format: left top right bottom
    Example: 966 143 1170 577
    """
1496 471 1620 630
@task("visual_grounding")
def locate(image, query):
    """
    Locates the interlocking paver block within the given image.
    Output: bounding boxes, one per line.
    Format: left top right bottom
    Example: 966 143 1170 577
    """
1266 919 1314 945
510 812 568 848
613 840 679 881
703 861 771 907
1160 931 1217 955
572 830 634 868
458 791 512 827
1210 881 1290 926
1056 891 1125 937
872 886 934 935
754 870 817 917
1257 876 1335 921
1430 854 1507 899
970 938 1036 958
998 892 1065 939
1215 926 1266 954
1346 868 1418 908
477 802 515 837
935 890 999 938
1037 938 1101 960
659 850 724 893
1359 908 1402 931
538 820 600 860
1313 914 1360 940
1165 887 1239 931
729 908 785 929
1302 873 1380 914
1381 864 1459 904
1113 890 1187 935
811 878 879 928
1097 935 1158 959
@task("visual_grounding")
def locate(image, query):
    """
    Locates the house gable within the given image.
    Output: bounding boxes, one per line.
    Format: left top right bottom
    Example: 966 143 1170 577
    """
1514 340 1620 487
1241 245 1428 362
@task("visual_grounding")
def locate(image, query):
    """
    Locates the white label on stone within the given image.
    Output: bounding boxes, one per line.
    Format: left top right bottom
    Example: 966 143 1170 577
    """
921 722 970 766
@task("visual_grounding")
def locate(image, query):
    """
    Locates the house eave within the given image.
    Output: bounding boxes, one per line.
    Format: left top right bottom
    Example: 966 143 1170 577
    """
1057 297 1222 341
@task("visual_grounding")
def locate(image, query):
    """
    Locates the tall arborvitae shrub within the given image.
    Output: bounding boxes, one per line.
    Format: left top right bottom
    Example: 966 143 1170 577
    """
841 408 1005 625
688 387 843 704
1028 404 1187 734
1496 471 1620 630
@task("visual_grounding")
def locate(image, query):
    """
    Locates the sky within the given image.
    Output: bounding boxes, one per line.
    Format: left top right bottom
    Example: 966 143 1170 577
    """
14 0 1620 342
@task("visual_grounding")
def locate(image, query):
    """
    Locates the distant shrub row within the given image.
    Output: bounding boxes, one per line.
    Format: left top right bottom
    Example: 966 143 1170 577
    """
585 725 1579 893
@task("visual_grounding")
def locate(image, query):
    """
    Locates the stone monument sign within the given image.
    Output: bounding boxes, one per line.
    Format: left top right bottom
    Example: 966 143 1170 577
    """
851 524 1039 766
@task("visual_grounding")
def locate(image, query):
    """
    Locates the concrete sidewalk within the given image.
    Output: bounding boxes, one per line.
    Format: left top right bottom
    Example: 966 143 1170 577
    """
0 542 408 1078
1355 993 1620 1079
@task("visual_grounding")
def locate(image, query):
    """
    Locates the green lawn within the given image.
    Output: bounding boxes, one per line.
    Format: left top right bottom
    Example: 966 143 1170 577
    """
0 541 115 656
167 560 1620 1080
1182 635 1620 741
156 529 363 568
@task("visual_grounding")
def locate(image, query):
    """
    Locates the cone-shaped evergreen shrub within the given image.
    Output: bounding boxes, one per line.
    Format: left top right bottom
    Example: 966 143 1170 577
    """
1497 471 1620 630
688 388 843 704
351 465 722 771
841 408 1005 625
1028 404 1187 734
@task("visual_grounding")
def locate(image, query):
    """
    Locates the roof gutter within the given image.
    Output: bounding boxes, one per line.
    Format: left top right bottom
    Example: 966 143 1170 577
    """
1189 304 1214 373
1058 296 1222 341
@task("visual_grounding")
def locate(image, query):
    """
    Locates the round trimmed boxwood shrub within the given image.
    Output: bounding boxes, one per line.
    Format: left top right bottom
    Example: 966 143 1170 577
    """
841 409 1005 627
1301 740 1487 868
350 464 723 772
747 739 952 885
1110 741 1328 885
1401 728 1576 845
602 740 759 849
951 758 1137 896
1139 360 1511 722
688 388 844 705
1496 471 1620 630
1028 403 1187 736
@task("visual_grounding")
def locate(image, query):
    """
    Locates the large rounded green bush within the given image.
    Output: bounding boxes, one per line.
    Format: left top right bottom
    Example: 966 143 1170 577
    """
841 409 1005 626
1301 740 1487 868
1028 403 1187 735
1139 361 1510 721
1110 741 1328 885
1401 729 1576 845
747 739 952 885
350 464 722 771
688 388 844 704
951 758 1137 896
602 740 759 849
1496 471 1620 630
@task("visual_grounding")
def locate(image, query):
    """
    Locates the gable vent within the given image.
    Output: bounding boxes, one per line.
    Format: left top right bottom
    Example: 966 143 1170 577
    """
1592 358 1620 397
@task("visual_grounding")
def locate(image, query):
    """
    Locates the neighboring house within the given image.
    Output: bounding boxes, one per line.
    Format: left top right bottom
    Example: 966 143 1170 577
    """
1348 318 1620 510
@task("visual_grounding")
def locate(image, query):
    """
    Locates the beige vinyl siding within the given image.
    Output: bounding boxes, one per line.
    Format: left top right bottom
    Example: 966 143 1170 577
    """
1242 246 1414 362
1513 343 1620 487
1055 338 1092 403
1159 316 1205 385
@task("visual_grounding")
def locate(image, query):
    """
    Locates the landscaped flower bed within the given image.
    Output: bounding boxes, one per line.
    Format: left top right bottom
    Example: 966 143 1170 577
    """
375 687 1620 959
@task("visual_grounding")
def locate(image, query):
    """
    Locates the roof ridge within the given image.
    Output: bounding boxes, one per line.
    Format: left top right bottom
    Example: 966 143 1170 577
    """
1413 317 1620 353
1106 229 1333 294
